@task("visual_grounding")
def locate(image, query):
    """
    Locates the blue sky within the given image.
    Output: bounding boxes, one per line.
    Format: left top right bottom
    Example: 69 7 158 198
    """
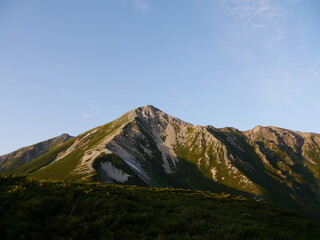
1 0 319 155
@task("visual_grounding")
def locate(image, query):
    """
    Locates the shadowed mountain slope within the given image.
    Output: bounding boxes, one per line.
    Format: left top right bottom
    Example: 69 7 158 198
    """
0 133 73 173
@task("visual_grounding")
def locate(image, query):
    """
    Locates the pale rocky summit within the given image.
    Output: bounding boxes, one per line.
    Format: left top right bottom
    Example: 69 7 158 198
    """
1 105 320 220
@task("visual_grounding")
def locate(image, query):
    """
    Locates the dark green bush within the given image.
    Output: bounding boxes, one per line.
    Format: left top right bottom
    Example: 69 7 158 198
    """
0 175 319 240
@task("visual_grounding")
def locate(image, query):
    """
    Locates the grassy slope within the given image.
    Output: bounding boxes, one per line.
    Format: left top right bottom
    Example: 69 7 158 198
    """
1 176 319 240
0 136 69 173
28 113 132 182
3 138 76 176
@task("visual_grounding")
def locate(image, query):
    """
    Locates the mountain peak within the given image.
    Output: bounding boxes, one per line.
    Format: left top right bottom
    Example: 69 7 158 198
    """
135 105 162 113
132 105 168 122
131 105 190 129
59 133 73 139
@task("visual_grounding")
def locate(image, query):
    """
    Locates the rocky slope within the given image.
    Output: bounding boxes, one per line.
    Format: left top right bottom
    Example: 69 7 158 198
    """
2 105 320 220
0 133 73 173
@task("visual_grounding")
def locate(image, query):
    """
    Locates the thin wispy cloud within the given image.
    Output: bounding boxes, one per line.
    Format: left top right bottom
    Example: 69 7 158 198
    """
81 104 100 120
89 104 100 112
59 88 72 94
132 0 150 12
312 100 320 111
217 0 295 48
179 99 188 106
266 33 285 49
82 112 94 119
307 69 320 78
258 70 305 108
1 76 16 83
252 24 265 28
220 0 284 25
32 84 40 89
295 45 304 51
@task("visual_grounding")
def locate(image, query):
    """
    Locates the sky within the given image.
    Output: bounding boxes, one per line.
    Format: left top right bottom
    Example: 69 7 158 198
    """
1 0 320 155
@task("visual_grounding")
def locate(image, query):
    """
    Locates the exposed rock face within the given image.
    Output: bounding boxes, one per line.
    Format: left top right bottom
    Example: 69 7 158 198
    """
2 106 320 219
0 134 73 173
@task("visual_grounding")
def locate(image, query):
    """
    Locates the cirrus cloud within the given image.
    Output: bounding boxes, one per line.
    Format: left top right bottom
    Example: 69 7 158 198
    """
133 0 150 12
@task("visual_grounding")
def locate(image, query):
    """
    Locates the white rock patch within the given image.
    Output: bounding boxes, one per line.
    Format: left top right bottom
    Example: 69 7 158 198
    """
124 160 142 173
101 162 130 183
74 120 129 175
211 167 217 181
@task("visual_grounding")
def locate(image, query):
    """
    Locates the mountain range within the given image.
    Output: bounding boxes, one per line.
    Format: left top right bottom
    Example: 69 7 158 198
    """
1 105 320 220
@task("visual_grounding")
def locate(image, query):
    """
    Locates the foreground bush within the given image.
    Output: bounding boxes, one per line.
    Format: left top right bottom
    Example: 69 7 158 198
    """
0 175 319 240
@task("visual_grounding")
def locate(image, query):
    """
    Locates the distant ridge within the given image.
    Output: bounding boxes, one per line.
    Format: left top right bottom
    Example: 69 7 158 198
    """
0 133 73 173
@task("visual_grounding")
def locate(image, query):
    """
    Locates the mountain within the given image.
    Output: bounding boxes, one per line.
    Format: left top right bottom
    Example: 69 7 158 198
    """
0 133 73 174
1 105 320 220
